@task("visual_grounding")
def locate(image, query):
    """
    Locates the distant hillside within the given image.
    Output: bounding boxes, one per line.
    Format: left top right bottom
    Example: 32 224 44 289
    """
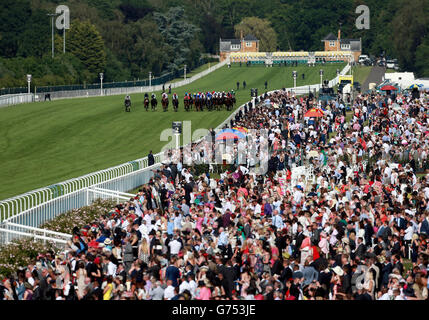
0 0 427 89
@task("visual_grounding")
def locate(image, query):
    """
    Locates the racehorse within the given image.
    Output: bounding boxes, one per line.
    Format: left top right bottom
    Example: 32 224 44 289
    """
172 96 179 112
184 95 190 112
161 97 169 112
125 98 131 112
224 95 234 111
194 95 203 112
144 96 149 111
150 96 157 111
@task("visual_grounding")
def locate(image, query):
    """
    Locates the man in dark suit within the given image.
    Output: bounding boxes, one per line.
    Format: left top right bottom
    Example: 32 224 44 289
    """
217 260 235 298
169 163 178 181
280 259 293 283
377 220 391 242
363 219 374 247
393 212 407 230
148 150 155 166
37 267 49 300
380 260 393 288
32 279 42 300
294 224 305 258
353 237 367 260
91 279 103 300
419 213 429 235
391 235 401 255
392 254 404 275
310 222 322 247
232 257 241 282
184 179 193 206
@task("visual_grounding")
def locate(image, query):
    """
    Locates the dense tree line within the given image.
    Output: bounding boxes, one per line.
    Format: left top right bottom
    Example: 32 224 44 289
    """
0 0 428 89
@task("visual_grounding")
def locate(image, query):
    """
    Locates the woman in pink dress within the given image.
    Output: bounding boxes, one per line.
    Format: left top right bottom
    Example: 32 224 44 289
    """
196 212 204 234
196 280 212 300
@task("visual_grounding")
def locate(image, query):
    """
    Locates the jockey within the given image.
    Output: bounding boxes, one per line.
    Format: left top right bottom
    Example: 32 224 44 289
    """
151 93 156 99
172 92 178 100
144 93 148 98
125 95 131 103
162 92 168 99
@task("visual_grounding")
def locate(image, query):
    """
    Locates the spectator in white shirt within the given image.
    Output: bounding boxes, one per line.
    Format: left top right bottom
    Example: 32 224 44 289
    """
163 280 176 300
169 236 182 256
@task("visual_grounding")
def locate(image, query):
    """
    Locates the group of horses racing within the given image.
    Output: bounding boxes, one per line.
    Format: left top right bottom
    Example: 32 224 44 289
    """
125 91 236 112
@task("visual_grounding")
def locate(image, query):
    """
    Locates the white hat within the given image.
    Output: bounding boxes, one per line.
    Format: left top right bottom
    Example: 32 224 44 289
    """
333 266 344 276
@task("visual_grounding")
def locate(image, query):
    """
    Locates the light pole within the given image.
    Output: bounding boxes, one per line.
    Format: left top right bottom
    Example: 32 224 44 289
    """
184 64 187 80
149 72 152 90
99 73 103 96
320 69 324 86
172 122 182 151
26 74 32 94
47 13 59 58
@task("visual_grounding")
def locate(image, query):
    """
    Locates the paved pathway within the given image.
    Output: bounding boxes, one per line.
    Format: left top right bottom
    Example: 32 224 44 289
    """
362 66 386 92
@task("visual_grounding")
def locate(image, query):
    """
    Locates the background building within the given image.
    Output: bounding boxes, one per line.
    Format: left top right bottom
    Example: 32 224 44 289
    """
321 29 362 62
220 33 259 61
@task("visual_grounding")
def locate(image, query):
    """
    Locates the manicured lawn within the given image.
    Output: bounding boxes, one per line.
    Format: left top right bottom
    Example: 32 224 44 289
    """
351 66 372 84
0 63 344 200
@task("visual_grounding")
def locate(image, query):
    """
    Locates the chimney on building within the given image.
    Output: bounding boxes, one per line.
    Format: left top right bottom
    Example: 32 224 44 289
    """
240 30 244 52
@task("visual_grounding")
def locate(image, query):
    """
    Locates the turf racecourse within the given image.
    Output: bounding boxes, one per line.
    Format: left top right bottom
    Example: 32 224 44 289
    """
0 63 344 200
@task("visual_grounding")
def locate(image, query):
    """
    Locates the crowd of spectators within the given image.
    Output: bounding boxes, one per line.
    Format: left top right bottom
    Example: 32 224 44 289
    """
1 87 428 300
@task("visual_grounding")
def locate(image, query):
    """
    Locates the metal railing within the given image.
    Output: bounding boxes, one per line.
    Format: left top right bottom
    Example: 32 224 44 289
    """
0 57 219 96
0 222 71 247
0 63 350 230
0 60 226 106
1 163 161 228
0 93 34 108
87 187 136 205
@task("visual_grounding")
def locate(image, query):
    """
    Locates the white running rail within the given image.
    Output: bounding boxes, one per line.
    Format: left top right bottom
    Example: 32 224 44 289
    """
0 222 71 247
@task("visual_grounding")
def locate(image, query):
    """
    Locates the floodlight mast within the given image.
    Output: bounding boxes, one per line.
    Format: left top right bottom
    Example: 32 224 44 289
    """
47 13 59 58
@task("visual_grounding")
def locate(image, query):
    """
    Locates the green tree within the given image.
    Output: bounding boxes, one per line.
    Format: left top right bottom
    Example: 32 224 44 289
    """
67 20 107 81
154 6 201 72
0 0 32 57
234 17 278 51
391 0 428 72
415 37 429 77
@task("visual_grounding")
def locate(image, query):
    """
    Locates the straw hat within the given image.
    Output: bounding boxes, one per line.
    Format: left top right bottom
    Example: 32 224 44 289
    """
24 282 33 290
333 266 344 276
204 278 213 287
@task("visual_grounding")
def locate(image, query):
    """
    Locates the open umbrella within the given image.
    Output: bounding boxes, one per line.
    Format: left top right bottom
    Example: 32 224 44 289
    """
215 128 245 140
232 126 248 134
380 85 398 91
304 108 324 117
407 84 423 90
